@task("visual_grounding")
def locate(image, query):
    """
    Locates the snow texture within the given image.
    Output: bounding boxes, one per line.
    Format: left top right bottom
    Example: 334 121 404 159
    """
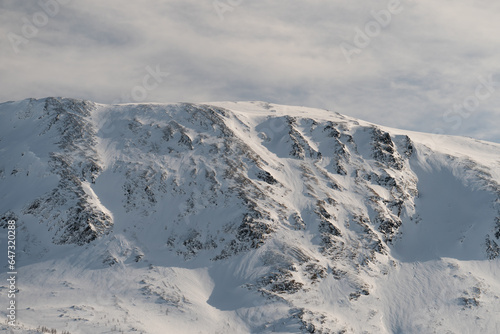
1 98 499 333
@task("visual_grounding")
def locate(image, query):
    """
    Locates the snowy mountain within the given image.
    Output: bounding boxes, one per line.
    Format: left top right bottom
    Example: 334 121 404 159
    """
1 97 499 333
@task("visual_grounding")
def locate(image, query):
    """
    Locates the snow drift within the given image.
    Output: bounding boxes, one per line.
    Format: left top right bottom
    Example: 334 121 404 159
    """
1 97 499 333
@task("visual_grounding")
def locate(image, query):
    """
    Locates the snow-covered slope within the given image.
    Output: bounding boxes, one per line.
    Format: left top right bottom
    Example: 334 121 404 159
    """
0 97 499 333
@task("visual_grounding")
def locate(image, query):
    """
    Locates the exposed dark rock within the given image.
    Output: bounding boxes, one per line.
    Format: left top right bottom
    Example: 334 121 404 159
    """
372 128 404 170
459 296 480 308
485 235 499 259
257 170 278 184
0 211 18 228
304 263 328 282
403 135 414 158
376 216 402 243
349 288 370 301
495 217 500 240
258 268 304 294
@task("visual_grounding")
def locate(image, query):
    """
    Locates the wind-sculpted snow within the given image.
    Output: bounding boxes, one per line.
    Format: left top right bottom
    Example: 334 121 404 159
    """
1 98 111 245
1 98 499 333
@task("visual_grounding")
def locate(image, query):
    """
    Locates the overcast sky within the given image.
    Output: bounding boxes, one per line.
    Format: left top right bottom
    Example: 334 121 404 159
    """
1 0 500 142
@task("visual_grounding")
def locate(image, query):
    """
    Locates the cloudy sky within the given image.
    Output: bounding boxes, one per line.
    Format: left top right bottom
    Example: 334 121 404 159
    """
1 0 500 142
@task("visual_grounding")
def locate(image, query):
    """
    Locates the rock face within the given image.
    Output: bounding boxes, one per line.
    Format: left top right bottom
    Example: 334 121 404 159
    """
1 98 500 333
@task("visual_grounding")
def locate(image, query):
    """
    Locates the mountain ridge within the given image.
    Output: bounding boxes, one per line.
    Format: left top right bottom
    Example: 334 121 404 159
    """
1 97 499 333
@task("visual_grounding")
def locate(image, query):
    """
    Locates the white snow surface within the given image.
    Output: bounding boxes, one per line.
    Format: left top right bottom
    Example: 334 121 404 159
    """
0 98 499 333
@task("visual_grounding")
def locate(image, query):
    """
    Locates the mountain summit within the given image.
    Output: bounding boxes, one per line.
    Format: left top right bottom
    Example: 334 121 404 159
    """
1 97 499 333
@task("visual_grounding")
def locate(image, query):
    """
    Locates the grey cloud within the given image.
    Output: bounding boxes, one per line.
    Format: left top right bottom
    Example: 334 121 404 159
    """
1 0 499 142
